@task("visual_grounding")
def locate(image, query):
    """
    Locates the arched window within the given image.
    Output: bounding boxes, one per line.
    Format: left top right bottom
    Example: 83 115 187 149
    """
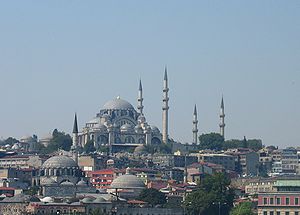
138 138 145 144
151 137 161 145
125 136 135 143
115 137 122 144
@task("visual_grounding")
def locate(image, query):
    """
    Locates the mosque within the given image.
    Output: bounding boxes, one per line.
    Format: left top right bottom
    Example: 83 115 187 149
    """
71 69 226 153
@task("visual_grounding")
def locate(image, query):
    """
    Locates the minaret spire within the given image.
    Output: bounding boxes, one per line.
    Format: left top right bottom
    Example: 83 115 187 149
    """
193 104 198 144
73 113 78 134
72 113 79 163
137 79 144 114
162 67 169 144
219 96 225 139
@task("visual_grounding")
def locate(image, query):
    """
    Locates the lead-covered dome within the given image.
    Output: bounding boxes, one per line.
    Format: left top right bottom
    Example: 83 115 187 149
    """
103 97 134 110
111 168 145 189
42 155 78 169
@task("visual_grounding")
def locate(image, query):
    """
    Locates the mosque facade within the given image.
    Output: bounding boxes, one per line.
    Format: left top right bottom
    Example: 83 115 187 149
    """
75 71 171 151
72 70 226 152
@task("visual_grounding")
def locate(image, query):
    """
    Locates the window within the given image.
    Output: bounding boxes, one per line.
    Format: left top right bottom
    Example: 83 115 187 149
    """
276 212 280 215
263 212 267 215
264 198 268 205
295 212 299 215
285 212 289 215
270 197 274 205
295 198 299 205
277 198 281 205
286 198 290 205
270 212 274 215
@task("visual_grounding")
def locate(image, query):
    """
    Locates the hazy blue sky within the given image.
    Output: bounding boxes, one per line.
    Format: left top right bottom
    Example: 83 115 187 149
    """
0 1 299 148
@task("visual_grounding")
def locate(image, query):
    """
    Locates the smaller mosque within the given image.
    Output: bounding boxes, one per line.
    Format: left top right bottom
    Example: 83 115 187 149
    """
37 155 95 197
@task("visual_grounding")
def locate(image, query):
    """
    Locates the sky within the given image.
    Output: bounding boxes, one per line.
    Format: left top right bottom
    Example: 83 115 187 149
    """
0 1 299 148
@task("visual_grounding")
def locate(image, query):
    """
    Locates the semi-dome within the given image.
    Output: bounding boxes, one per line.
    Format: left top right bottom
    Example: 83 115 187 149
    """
111 168 145 189
60 181 74 186
42 155 78 169
93 197 107 203
103 97 134 110
134 145 147 154
81 197 95 203
151 126 160 134
120 123 134 132
77 179 87 186
41 177 57 185
41 197 54 203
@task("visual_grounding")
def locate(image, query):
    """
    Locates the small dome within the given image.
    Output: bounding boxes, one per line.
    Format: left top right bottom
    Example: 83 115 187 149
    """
42 155 78 169
111 168 145 189
12 143 21 150
134 145 147 154
40 133 53 141
41 178 57 185
93 197 107 203
20 135 34 143
151 126 160 134
120 124 134 132
95 124 107 131
103 97 134 110
88 118 99 124
41 197 54 203
81 197 95 203
77 180 87 186
60 181 74 186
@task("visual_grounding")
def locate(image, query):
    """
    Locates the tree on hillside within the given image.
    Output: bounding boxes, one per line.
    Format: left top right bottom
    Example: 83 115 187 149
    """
41 129 72 153
198 133 224 151
184 173 234 215
230 202 255 215
3 137 19 145
83 140 96 153
224 139 262 151
138 188 167 206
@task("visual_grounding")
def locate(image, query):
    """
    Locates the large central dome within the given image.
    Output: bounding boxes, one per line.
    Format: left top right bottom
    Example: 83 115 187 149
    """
103 97 134 110
42 155 78 169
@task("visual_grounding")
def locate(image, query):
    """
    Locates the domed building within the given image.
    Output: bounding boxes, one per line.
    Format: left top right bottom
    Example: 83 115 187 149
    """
77 79 164 153
110 167 145 199
38 155 95 197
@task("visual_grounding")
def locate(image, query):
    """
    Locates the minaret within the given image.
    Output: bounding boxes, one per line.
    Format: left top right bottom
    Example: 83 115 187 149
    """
137 79 144 115
219 97 225 139
162 67 169 144
192 104 199 144
72 113 79 163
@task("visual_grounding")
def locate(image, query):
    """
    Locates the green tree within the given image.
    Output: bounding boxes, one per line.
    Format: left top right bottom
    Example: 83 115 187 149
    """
83 140 96 153
198 133 224 151
49 129 72 151
185 173 234 215
138 188 167 206
224 139 263 151
230 202 255 215
3 137 19 145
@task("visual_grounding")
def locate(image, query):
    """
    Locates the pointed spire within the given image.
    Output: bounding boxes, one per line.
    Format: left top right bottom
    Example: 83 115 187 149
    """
73 113 78 134
164 66 168 81
139 79 143 91
194 104 197 115
221 96 224 109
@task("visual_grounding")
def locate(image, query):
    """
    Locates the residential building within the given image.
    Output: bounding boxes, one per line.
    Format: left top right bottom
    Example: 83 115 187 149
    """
258 180 300 215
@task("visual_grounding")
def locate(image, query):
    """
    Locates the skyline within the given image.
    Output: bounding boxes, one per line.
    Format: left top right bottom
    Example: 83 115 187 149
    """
0 1 299 148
